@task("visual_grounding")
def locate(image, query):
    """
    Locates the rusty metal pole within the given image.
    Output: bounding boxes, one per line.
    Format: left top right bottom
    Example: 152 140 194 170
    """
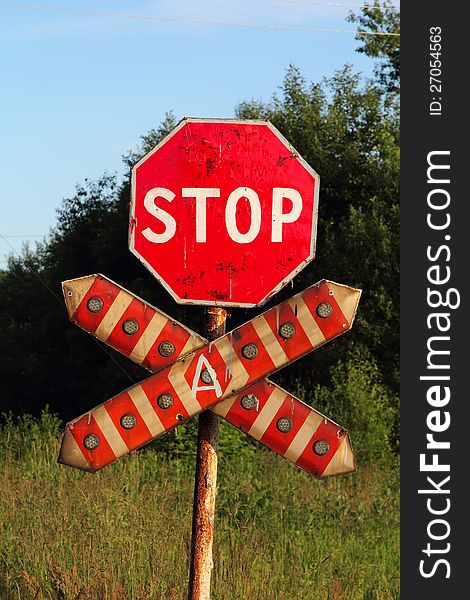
187 307 227 600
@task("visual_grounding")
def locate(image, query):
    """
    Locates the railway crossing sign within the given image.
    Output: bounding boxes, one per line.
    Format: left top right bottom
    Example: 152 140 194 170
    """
59 274 360 477
129 118 320 307
59 117 363 599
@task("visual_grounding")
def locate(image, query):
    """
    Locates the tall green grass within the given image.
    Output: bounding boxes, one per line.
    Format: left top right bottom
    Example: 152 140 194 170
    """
0 412 399 599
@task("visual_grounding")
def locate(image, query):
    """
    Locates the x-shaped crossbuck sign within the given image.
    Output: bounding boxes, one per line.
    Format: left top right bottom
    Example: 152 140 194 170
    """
58 275 361 478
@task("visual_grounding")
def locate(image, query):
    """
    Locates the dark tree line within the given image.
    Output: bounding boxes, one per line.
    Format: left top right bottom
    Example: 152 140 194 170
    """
1 3 399 458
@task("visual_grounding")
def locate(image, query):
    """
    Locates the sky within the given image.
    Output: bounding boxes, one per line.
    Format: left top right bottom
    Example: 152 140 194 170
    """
0 0 398 265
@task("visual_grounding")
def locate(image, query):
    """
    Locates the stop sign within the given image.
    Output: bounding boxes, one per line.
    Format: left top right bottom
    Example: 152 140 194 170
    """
130 118 319 307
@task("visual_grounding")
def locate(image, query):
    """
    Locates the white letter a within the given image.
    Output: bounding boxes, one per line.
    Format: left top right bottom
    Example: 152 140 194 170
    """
191 354 223 399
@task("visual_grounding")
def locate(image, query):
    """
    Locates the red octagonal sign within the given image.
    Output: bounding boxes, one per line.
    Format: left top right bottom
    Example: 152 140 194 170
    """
130 118 320 307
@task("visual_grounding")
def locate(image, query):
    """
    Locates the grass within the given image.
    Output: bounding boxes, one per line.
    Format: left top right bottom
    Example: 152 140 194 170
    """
0 412 399 599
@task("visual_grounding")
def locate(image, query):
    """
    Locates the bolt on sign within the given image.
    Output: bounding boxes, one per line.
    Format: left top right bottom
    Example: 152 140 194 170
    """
129 118 320 306
59 274 360 476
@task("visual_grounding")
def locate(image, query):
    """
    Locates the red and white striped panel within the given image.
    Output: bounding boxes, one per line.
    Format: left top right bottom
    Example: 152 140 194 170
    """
62 275 207 371
61 274 357 477
59 276 361 472
213 380 354 478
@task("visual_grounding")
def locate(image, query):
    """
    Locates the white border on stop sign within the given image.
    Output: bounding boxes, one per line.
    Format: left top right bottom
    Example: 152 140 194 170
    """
129 117 320 307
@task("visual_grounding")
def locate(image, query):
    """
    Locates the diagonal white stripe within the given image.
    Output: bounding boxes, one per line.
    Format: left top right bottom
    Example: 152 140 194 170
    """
211 393 238 418
95 290 133 342
252 315 289 368
128 385 165 437
212 333 249 396
92 405 128 457
167 356 202 415
247 387 287 439
129 311 168 364
283 410 323 462
178 332 207 359
287 295 325 348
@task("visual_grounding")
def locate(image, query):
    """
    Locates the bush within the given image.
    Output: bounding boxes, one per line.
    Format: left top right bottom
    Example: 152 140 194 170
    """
295 346 397 466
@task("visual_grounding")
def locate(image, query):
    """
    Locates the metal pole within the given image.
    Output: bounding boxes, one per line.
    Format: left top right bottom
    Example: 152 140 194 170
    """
187 307 228 600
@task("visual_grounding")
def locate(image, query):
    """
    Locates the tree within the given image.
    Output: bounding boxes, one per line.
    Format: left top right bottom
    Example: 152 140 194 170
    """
348 1 400 94
1 45 399 458
123 111 178 168
237 65 399 396
0 154 204 420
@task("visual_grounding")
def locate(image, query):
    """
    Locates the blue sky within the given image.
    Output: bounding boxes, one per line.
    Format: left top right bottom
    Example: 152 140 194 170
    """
0 1 397 264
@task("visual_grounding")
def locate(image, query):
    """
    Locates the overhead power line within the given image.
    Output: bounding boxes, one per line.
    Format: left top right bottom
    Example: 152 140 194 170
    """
0 3 400 36
277 0 400 11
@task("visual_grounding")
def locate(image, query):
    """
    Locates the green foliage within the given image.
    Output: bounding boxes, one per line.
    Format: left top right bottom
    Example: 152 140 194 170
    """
0 7 399 461
237 63 399 458
148 347 397 469
348 1 400 94
123 111 178 167
0 9 400 596
144 415 258 462
0 413 399 599
311 347 396 465
0 409 63 480
0 173 205 420
237 65 399 399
